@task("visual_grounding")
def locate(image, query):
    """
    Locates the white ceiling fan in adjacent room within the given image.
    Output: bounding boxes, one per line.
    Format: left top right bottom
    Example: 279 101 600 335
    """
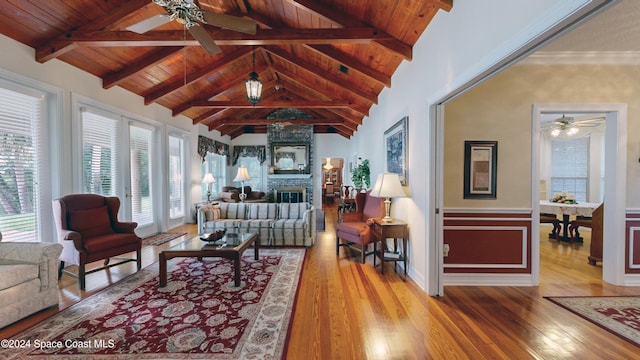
127 0 258 54
541 114 605 138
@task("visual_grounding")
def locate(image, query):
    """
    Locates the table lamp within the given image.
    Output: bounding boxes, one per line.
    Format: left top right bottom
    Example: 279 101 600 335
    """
370 173 406 223
202 173 215 202
233 166 251 201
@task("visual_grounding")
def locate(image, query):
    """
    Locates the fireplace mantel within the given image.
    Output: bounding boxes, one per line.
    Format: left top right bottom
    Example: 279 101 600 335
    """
267 174 312 179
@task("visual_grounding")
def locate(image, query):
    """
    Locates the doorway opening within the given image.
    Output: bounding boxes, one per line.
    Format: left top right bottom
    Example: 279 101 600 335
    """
532 104 627 286
321 157 344 206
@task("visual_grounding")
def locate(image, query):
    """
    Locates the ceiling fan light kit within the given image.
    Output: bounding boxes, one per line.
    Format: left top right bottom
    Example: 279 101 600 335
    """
544 114 603 138
550 126 579 137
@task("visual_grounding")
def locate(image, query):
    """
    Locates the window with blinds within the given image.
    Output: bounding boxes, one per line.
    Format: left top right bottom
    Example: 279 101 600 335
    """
129 124 153 226
0 84 45 242
81 108 120 196
550 137 590 202
238 156 263 190
168 134 185 219
202 152 226 199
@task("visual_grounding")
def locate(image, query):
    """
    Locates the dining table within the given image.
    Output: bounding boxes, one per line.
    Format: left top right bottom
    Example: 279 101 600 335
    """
539 200 602 242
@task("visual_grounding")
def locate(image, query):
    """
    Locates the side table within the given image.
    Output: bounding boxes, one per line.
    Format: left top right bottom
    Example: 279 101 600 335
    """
372 219 408 278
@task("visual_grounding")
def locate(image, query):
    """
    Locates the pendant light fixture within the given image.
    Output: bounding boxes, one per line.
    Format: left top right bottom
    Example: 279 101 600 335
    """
246 47 262 105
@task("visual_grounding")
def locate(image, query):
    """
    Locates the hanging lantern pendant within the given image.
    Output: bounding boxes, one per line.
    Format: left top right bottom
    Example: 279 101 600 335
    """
246 48 262 104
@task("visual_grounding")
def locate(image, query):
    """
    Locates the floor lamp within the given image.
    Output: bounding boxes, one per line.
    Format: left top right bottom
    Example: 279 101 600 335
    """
234 166 251 202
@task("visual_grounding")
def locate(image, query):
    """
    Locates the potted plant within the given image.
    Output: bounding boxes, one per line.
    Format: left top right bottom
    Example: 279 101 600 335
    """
351 158 370 190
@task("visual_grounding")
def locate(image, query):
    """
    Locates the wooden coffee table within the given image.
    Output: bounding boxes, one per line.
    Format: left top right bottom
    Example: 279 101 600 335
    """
159 232 258 287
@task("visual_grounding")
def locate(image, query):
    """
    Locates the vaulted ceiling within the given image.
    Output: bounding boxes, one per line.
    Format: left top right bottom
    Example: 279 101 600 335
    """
0 0 452 138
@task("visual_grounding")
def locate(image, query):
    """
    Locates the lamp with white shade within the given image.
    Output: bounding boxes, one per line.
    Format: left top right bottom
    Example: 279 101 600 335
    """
202 173 215 202
370 173 406 223
233 166 251 201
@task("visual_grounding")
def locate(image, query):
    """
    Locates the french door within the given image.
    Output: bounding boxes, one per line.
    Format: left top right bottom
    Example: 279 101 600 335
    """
77 103 159 236
126 121 156 234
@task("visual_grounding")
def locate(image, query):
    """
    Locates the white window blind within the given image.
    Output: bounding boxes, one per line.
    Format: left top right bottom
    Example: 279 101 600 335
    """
129 124 153 226
202 152 226 199
550 137 589 202
168 134 185 219
0 85 45 242
81 108 120 196
238 156 263 190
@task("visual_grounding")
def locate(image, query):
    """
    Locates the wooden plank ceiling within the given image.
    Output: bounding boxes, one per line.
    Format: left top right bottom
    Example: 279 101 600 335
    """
0 0 452 138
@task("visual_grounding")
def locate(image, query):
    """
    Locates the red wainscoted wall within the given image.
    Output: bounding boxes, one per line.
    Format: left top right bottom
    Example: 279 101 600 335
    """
443 211 532 274
626 213 640 274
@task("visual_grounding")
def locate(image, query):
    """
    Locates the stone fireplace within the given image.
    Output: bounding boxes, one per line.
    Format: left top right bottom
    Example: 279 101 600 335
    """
267 124 313 203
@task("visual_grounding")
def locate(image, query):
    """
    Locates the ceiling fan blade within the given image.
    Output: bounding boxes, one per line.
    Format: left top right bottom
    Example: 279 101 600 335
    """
188 24 222 54
126 14 172 34
202 11 257 35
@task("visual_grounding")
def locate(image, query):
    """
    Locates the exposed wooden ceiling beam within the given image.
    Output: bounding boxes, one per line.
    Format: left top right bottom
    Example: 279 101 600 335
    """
306 45 391 88
314 125 352 138
195 75 284 127
174 72 274 117
268 74 362 129
286 0 413 61
227 125 268 139
190 100 353 109
35 0 150 63
273 64 369 117
40 28 392 49
221 118 343 126
102 47 183 89
145 47 255 105
244 10 391 89
434 0 454 12
264 46 378 105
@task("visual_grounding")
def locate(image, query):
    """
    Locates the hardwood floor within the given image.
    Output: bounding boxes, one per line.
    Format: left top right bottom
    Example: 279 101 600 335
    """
2 206 640 359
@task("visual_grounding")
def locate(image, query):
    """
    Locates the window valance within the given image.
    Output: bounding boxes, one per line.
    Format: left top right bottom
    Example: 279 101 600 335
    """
198 135 230 164
232 145 266 165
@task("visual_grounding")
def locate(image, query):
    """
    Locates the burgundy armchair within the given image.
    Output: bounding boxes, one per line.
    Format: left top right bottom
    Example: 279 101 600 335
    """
52 194 141 290
336 190 385 263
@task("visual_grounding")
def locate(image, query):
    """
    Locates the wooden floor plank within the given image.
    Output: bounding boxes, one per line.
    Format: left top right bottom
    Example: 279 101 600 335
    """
2 207 640 359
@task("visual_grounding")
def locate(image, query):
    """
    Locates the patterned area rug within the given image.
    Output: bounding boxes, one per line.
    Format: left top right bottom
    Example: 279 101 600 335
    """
546 296 640 346
141 232 186 246
0 249 305 359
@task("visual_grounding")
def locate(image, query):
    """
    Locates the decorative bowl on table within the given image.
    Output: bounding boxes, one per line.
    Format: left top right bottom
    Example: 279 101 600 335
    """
200 230 227 242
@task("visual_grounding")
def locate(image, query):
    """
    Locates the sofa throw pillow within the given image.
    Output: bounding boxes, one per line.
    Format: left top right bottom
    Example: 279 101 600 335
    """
68 205 114 238
203 205 221 221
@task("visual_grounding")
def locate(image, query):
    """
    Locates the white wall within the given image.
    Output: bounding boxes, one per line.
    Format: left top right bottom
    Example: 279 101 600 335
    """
348 0 593 292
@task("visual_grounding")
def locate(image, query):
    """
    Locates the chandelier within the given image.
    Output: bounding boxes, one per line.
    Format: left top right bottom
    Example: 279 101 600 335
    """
245 48 262 104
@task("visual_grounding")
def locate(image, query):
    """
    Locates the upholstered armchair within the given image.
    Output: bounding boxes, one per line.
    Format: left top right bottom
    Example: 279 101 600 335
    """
336 190 385 263
52 194 142 290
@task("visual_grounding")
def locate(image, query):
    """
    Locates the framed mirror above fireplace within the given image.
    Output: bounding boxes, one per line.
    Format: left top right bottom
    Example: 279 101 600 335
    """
271 143 310 174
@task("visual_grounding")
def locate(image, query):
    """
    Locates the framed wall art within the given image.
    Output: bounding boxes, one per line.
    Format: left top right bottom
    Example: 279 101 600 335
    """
384 116 408 185
463 140 497 199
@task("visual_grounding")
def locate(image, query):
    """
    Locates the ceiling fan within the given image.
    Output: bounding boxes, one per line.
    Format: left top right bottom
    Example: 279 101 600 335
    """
126 0 257 55
542 114 604 137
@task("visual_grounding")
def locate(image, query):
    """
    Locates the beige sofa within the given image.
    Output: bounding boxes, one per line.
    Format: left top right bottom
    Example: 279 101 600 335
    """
198 202 316 247
0 238 63 329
